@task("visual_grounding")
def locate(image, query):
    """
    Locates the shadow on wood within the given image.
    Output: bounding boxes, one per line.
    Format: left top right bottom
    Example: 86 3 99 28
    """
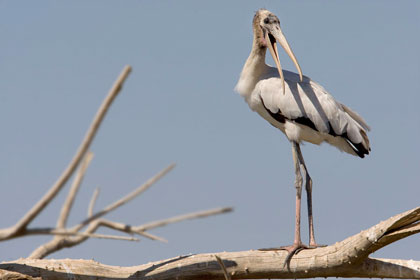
1 207 420 279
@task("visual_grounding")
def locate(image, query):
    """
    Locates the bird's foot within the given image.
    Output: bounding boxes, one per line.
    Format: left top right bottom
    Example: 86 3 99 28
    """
259 243 325 269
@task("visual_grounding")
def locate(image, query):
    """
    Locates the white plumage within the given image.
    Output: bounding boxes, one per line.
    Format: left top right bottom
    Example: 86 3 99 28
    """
236 67 370 157
234 9 371 262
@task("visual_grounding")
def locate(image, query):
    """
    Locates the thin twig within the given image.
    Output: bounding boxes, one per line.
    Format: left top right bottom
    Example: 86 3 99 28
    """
29 164 176 259
28 206 232 258
215 255 231 280
88 188 100 217
135 231 167 243
62 207 233 255
57 152 94 228
12 66 132 234
29 219 137 259
76 163 175 229
25 228 138 241
63 232 137 241
135 207 233 231
98 219 167 242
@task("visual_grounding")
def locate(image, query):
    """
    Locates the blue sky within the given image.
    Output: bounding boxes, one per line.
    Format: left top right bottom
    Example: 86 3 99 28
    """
1 0 419 274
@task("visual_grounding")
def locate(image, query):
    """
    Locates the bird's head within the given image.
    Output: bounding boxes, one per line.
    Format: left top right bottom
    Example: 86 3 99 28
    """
253 9 303 92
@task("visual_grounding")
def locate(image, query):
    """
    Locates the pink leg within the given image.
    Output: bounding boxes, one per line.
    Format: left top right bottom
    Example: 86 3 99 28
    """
281 142 324 267
292 141 303 246
259 142 323 267
296 144 321 247
279 142 306 265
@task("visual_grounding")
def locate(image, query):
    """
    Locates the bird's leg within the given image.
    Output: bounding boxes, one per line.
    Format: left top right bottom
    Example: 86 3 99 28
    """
279 141 308 266
259 142 320 267
292 141 303 247
295 144 323 248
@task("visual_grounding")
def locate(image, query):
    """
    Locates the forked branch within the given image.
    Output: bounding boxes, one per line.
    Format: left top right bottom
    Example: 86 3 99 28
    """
0 66 132 241
0 65 233 261
15 66 132 232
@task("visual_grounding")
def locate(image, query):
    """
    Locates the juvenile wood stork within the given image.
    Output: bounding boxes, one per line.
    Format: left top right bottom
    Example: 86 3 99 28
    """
235 9 371 261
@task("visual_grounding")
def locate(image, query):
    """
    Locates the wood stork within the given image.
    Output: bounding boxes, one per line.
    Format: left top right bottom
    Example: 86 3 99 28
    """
235 9 371 262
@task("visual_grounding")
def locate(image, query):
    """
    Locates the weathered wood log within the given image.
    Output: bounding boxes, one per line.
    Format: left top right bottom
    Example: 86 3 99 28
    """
1 207 419 279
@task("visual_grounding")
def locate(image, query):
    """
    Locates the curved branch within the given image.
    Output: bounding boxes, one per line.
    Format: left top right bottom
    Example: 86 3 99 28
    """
1 255 419 279
2 207 419 279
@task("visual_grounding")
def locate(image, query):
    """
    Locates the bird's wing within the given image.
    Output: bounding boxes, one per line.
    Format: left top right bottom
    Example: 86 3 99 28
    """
340 103 370 131
256 69 368 146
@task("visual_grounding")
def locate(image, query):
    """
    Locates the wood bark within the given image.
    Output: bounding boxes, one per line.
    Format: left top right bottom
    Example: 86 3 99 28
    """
1 207 419 279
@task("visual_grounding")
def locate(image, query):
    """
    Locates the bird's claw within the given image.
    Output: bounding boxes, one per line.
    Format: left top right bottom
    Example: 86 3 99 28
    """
281 243 309 268
259 243 326 269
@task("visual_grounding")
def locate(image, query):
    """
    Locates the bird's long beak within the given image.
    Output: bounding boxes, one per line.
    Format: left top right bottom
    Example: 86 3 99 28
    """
265 28 303 94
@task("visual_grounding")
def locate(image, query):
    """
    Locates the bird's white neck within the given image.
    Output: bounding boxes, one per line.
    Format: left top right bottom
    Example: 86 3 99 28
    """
235 45 268 99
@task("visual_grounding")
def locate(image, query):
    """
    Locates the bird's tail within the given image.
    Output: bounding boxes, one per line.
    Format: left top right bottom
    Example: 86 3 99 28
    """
339 103 371 158
344 129 370 158
341 103 370 131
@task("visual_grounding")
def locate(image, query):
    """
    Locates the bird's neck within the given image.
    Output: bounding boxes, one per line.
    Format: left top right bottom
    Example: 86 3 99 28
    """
235 44 268 98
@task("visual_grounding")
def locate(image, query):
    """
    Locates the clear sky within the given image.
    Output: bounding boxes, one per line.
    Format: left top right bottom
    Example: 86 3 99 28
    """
1 0 419 276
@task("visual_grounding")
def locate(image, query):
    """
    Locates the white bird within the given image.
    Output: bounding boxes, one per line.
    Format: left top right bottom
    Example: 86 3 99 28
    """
235 9 371 262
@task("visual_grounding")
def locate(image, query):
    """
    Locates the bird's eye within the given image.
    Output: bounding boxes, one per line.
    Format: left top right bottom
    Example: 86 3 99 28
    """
264 18 269 24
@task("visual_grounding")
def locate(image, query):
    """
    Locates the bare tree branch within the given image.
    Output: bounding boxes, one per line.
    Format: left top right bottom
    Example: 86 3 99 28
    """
0 65 132 240
6 256 418 280
0 65 233 263
25 228 139 241
94 207 234 243
57 151 94 229
28 206 233 259
95 219 168 243
135 207 233 232
88 188 100 217
15 66 131 231
29 222 131 258
75 163 176 230
215 255 232 280
7 207 418 279
134 230 167 243
27 164 175 259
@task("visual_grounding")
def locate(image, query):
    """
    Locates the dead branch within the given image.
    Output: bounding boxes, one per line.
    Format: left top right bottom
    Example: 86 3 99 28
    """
0 65 233 261
134 207 233 232
215 255 232 280
21 228 139 241
26 163 175 259
95 219 168 242
57 151 94 229
17 66 131 234
75 163 176 230
0 66 132 241
87 188 100 217
28 206 232 259
2 207 419 279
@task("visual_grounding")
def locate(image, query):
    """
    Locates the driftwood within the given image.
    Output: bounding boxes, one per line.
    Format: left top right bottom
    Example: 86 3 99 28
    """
1 207 419 279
